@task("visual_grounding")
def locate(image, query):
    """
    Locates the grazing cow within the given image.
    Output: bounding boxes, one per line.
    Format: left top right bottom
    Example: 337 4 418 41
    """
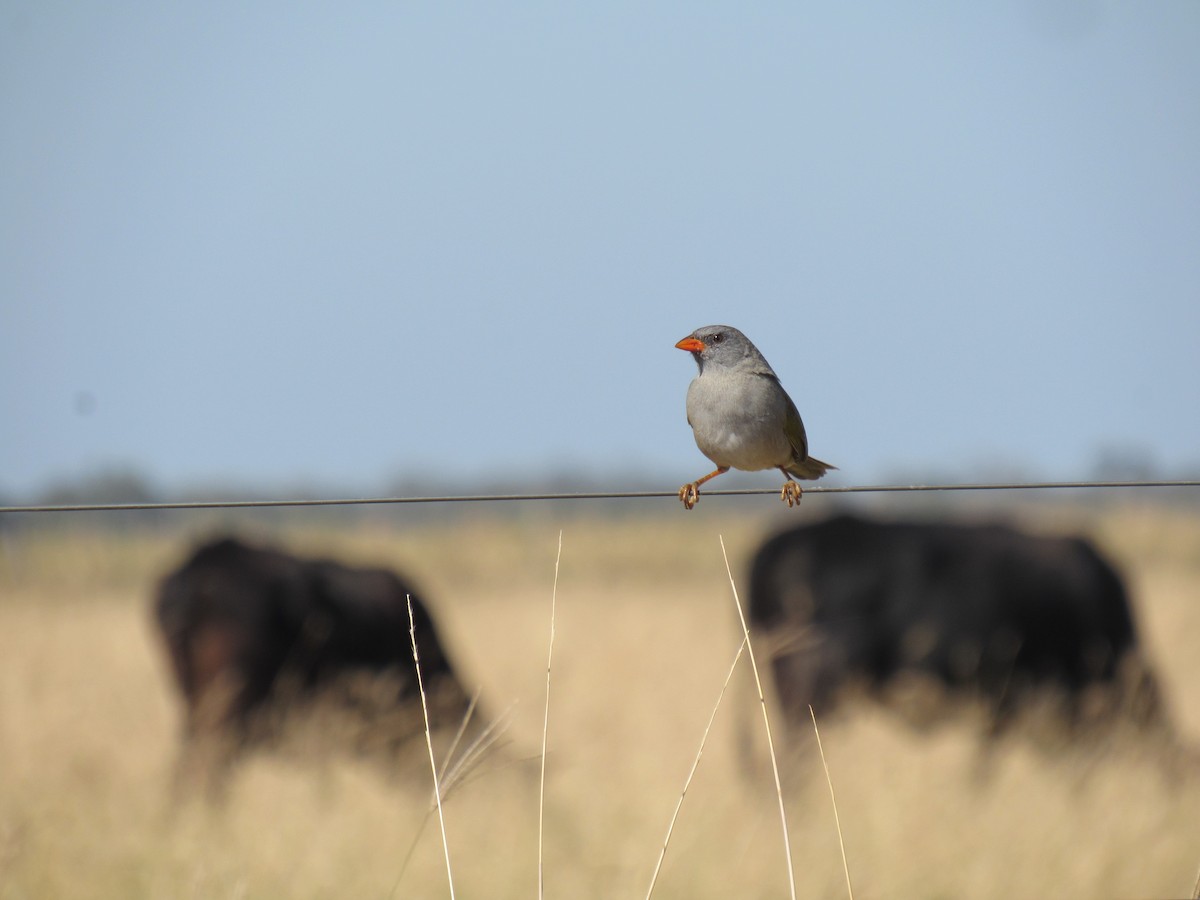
748 514 1167 740
154 537 476 792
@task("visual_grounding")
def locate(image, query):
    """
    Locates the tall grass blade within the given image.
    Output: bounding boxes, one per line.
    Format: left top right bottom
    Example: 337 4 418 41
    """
645 636 748 899
810 705 854 900
407 594 455 899
719 534 797 900
538 530 563 900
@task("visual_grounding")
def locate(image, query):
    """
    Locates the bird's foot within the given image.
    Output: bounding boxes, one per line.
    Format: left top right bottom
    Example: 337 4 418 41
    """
679 483 700 510
780 481 803 508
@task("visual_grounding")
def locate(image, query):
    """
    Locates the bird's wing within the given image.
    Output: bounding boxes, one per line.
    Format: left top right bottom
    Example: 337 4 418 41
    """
775 379 810 462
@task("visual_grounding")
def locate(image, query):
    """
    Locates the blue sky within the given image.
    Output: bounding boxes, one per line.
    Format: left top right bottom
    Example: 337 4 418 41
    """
2 2 1198 498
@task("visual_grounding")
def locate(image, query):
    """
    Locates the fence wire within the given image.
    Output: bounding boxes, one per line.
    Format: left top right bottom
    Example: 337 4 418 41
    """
1 479 1197 515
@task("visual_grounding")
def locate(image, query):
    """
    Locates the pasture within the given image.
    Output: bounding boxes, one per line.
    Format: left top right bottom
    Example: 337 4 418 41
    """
1 499 1198 898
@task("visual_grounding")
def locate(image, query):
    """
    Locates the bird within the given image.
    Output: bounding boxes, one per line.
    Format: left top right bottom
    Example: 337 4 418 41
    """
675 324 835 510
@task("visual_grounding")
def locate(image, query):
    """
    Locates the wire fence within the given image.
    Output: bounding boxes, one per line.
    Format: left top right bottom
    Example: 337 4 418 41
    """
1 479 1197 514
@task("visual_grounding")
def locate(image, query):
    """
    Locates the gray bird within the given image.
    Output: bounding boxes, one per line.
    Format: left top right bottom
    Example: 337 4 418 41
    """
675 325 835 509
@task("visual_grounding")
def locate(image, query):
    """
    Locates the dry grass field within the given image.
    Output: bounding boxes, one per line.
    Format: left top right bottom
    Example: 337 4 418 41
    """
1 498 1198 899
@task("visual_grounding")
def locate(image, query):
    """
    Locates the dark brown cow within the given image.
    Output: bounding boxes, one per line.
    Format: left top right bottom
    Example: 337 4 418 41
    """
154 537 475 791
749 514 1168 742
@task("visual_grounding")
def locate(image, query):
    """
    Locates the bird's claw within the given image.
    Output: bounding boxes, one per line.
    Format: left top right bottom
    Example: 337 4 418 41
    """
679 483 700 510
780 481 803 508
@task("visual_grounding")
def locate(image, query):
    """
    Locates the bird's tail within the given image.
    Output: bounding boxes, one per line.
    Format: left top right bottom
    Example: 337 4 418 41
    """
786 456 836 481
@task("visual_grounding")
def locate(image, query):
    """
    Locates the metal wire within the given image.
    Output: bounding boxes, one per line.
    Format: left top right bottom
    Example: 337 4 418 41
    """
1 479 1196 514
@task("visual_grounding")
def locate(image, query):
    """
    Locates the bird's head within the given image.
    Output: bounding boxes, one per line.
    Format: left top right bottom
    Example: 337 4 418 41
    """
675 325 763 373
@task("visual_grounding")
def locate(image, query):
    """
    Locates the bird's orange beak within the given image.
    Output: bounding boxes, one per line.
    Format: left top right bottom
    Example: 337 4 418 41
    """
675 337 706 353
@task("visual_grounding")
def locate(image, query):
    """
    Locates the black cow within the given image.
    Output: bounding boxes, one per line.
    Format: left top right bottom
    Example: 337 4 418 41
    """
154 537 476 791
748 514 1167 741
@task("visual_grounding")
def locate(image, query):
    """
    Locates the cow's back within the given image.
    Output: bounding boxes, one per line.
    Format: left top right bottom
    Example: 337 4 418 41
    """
747 514 1160 733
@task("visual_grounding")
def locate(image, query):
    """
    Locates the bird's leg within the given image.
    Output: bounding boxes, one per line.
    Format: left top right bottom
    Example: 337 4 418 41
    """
778 470 803 508
678 467 729 510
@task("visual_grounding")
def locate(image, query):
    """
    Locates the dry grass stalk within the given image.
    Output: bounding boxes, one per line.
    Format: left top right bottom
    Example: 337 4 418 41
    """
538 530 563 900
437 698 514 795
390 698 516 897
719 534 797 900
406 594 456 900
645 635 748 900
439 691 482 774
810 704 854 900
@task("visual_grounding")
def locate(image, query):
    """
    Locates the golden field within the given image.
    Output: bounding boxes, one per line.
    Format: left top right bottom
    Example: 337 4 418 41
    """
1 498 1199 899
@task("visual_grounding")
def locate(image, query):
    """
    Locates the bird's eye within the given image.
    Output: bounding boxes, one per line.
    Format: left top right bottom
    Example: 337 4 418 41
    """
711 332 723 344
